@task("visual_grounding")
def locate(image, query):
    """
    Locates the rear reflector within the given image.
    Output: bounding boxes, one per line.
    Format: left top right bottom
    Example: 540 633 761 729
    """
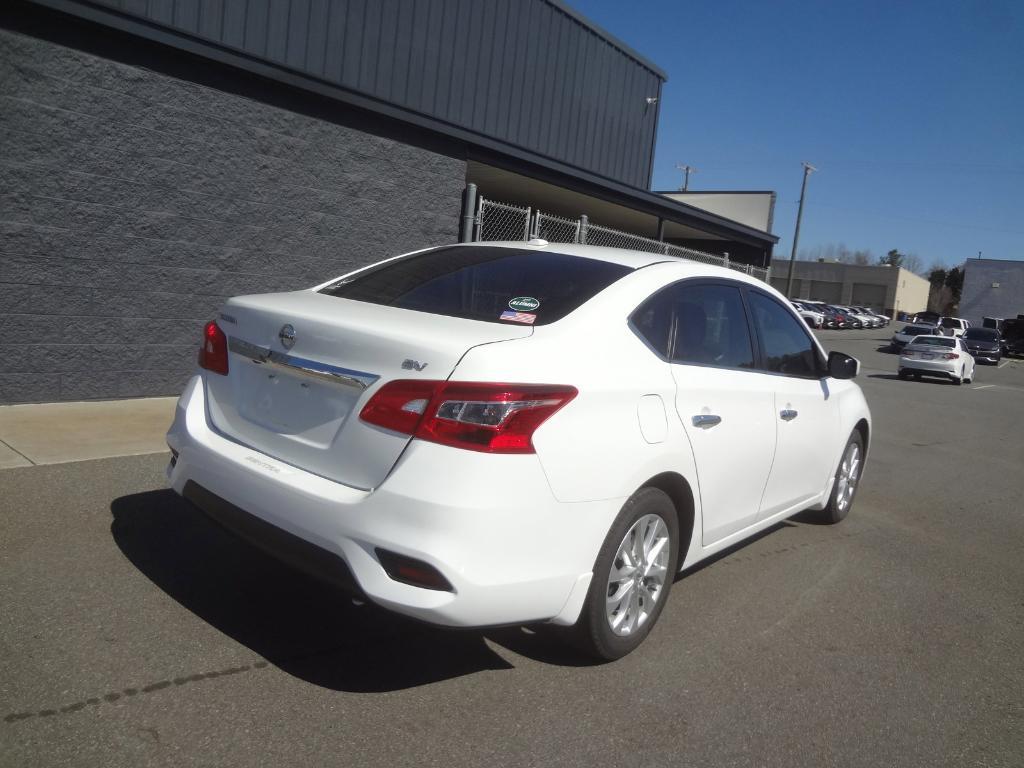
376 549 453 591
360 380 577 454
198 320 229 375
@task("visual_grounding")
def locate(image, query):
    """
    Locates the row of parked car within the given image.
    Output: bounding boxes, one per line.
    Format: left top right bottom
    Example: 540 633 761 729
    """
890 320 1022 364
790 301 891 330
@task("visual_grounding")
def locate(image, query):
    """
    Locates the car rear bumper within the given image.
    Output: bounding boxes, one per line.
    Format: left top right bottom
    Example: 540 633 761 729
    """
898 359 960 377
165 376 610 628
966 350 1000 363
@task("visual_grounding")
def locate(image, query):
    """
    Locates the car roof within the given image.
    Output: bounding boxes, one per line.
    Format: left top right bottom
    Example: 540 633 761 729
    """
908 335 954 342
468 240 675 269
458 241 775 288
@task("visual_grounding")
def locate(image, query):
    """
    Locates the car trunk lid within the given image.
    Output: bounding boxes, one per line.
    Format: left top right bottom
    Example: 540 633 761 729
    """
204 291 532 489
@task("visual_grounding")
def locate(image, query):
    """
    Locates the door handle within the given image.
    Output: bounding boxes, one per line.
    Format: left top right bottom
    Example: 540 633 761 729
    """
692 414 722 429
780 409 798 421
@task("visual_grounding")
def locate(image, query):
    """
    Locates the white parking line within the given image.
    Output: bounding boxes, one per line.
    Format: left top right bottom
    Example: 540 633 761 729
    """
972 384 995 390
997 361 1009 369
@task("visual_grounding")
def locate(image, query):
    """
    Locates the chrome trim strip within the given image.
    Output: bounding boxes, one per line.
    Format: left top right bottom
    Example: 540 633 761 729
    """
228 337 379 391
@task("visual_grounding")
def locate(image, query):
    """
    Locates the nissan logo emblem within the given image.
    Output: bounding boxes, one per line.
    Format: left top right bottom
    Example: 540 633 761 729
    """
278 324 296 350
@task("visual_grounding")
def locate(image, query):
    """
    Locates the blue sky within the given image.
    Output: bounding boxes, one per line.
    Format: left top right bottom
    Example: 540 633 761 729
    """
571 0 1024 269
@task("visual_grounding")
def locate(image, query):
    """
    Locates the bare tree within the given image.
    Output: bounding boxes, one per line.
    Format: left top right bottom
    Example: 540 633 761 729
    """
901 252 924 274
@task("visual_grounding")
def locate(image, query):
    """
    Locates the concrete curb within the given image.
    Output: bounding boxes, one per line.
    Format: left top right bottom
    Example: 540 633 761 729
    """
0 397 177 468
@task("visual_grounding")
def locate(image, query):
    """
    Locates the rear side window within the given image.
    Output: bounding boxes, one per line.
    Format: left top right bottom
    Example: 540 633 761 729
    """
671 284 755 369
749 292 822 378
321 246 630 326
913 337 955 347
631 281 755 370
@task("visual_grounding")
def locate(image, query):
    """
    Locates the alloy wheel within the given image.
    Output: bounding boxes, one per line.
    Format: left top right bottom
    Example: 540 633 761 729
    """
605 514 670 636
835 443 861 512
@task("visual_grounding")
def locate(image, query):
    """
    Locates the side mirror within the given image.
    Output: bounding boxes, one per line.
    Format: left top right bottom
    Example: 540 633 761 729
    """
827 350 860 379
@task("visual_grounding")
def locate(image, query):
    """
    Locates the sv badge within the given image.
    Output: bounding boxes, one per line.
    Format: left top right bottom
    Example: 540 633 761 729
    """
401 359 428 371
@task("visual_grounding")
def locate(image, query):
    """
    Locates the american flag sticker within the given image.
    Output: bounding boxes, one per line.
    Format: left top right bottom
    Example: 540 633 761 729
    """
499 310 537 324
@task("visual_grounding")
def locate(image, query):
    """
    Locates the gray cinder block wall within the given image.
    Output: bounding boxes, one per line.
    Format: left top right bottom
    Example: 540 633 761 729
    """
0 20 464 404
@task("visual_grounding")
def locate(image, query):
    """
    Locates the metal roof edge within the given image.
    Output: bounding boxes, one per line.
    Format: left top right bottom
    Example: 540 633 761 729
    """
545 0 668 80
655 190 778 196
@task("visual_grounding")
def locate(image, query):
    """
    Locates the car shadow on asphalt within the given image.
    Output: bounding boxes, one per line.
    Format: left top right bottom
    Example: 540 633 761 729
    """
110 489 535 692
867 373 955 385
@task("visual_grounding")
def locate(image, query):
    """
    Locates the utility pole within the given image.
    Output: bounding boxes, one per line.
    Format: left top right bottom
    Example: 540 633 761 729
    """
675 164 697 191
784 162 817 299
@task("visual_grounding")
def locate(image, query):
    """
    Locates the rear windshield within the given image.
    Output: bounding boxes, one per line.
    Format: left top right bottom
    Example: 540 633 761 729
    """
963 328 998 341
911 337 955 347
901 326 931 336
940 317 962 328
321 246 632 326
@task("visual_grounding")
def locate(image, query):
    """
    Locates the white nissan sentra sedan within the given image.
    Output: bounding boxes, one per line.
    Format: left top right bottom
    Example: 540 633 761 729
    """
167 241 871 660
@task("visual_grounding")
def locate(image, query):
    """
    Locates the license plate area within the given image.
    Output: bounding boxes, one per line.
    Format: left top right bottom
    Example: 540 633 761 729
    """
235 360 359 446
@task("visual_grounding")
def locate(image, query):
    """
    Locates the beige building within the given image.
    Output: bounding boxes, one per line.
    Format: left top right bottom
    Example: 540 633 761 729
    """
770 260 930 317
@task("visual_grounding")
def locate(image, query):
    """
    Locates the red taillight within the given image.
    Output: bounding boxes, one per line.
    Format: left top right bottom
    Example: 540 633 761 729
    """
359 379 437 435
359 380 577 454
198 320 229 375
942 352 960 360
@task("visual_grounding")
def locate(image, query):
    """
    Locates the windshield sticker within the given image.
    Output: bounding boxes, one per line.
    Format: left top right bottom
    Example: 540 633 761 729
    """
508 296 540 311
500 310 536 324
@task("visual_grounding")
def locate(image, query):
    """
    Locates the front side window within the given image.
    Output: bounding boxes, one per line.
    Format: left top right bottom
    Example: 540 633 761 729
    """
748 292 822 378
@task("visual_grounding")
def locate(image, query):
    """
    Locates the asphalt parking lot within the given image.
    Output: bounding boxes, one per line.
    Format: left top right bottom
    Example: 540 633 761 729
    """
2 328 1022 768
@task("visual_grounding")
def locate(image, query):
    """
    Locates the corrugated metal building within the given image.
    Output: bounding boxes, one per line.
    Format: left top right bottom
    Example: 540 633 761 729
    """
1 0 777 403
959 259 1024 325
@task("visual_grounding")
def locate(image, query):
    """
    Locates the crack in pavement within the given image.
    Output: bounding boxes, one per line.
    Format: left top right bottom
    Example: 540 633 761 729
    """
3 660 270 725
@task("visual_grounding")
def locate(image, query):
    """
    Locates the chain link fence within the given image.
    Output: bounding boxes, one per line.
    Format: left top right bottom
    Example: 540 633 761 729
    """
477 198 531 242
475 197 769 282
535 211 580 244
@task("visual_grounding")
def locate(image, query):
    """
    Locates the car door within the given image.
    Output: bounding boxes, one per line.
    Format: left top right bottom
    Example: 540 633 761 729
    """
636 280 777 545
746 290 839 518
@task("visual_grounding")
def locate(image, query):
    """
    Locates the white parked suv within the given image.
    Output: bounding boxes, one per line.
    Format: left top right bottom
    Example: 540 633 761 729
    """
167 242 872 659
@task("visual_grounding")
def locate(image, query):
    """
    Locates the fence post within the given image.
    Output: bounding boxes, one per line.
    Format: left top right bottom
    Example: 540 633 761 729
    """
529 211 540 239
523 208 532 240
579 214 588 244
656 217 666 242
459 183 478 243
723 251 730 270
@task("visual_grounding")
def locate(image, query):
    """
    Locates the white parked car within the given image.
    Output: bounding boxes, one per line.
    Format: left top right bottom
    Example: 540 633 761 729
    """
891 323 940 350
852 305 890 327
791 301 825 329
167 242 872 660
843 306 880 329
898 335 975 385
938 316 971 338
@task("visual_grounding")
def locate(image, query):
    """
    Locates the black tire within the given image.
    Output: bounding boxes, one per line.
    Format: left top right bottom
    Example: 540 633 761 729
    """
913 372 922 381
572 487 680 661
815 431 865 524
898 369 909 380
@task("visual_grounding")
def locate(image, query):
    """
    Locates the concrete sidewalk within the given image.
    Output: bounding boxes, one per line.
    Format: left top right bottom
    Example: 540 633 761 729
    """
0 397 176 468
